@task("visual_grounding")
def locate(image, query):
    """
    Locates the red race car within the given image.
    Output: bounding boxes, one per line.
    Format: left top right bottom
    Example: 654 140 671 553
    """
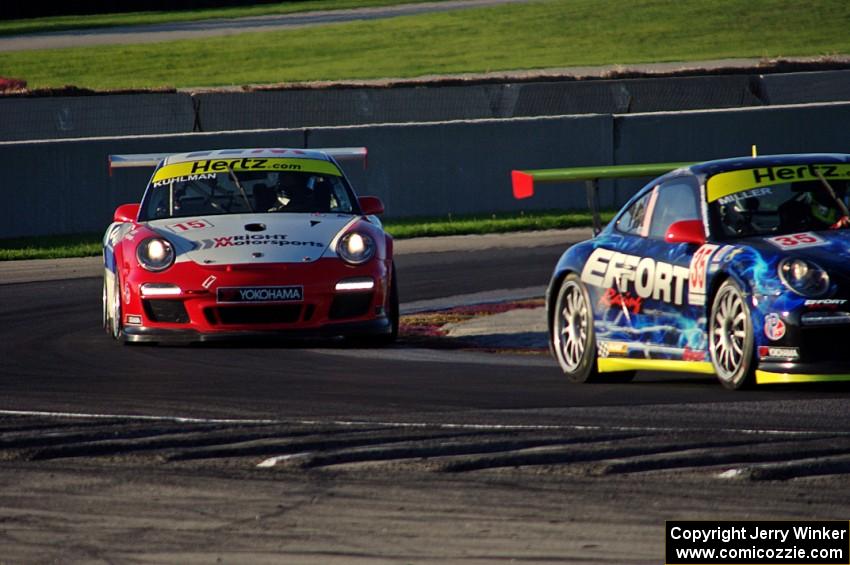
103 147 397 344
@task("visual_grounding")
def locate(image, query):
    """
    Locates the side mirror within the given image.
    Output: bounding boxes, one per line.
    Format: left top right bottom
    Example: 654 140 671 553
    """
358 196 384 216
113 203 140 223
665 219 706 246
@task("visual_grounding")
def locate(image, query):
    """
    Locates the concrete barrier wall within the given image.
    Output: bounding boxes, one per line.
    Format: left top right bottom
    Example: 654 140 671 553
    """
2 71 847 142
195 86 500 131
760 71 850 105
512 75 762 116
195 74 763 130
614 102 850 162
0 94 196 141
305 115 612 218
0 115 611 238
191 75 764 129
606 102 850 200
1 102 849 239
0 129 304 239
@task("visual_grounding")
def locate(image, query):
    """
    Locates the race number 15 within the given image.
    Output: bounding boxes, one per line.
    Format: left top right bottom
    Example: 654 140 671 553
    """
169 219 212 232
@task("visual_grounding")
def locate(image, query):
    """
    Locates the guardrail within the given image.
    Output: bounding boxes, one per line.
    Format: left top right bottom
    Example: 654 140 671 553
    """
0 101 848 238
0 70 847 142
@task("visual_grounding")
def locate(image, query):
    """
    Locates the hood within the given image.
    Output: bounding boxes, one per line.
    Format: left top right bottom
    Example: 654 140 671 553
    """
742 230 850 266
146 213 356 265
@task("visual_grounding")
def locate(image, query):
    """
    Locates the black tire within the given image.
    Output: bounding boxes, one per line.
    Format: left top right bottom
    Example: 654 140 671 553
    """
347 264 398 347
102 274 110 335
551 274 600 383
376 263 400 345
108 273 125 342
709 279 755 390
385 264 399 342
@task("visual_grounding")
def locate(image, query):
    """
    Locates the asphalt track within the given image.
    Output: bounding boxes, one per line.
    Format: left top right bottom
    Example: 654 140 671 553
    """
3 237 850 563
2 241 849 430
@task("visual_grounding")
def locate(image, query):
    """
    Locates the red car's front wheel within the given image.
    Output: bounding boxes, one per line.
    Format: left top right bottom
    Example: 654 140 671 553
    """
104 272 125 342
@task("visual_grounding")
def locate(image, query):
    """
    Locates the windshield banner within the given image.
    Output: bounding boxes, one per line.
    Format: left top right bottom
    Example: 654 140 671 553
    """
707 164 850 203
152 158 342 183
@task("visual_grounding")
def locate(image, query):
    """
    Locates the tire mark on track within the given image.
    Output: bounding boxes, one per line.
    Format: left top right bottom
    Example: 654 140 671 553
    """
2 414 849 482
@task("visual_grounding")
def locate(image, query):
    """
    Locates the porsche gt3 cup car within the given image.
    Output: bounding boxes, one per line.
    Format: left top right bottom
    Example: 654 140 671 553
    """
513 153 850 389
103 147 398 344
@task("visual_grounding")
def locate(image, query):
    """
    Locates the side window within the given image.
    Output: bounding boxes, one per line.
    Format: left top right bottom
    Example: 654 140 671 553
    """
616 188 655 236
648 179 701 239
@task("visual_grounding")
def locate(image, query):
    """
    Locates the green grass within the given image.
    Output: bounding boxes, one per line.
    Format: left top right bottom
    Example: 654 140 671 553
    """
1 0 848 90
0 233 103 261
0 210 612 261
0 0 435 37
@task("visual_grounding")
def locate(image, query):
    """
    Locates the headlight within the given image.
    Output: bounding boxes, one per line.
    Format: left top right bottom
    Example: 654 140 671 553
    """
136 237 175 272
778 258 829 297
336 232 375 265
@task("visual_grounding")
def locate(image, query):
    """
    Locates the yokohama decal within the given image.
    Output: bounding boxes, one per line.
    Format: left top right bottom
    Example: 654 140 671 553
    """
687 244 719 306
217 286 304 303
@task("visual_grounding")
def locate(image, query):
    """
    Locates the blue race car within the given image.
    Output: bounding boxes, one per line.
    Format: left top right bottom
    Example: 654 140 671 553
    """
513 153 850 389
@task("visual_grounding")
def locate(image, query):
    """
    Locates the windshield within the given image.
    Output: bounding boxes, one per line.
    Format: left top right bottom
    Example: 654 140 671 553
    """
139 161 357 221
706 164 850 240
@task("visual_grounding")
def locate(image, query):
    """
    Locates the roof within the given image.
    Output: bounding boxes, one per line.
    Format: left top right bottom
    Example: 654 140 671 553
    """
538 152 850 191
689 153 850 177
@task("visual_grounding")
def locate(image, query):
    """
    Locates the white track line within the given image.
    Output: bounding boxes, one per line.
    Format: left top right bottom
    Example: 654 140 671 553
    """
0 409 278 425
0 408 842 437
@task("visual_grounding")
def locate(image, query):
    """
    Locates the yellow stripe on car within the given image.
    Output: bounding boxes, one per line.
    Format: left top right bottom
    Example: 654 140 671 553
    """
597 358 715 374
153 157 342 183
755 371 850 384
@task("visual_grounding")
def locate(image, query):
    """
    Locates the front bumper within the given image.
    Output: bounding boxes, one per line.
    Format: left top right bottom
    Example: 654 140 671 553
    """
754 302 850 384
118 258 391 341
123 317 392 343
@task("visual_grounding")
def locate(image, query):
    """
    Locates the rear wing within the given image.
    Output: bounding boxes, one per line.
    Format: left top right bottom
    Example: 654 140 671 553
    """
108 153 170 173
108 147 369 176
511 162 695 235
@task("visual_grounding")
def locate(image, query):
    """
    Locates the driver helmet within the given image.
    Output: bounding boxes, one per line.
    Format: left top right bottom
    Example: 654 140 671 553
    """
275 172 310 207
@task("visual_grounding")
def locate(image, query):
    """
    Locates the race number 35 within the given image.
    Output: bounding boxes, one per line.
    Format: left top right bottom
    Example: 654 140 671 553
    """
687 244 718 306
766 232 825 250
